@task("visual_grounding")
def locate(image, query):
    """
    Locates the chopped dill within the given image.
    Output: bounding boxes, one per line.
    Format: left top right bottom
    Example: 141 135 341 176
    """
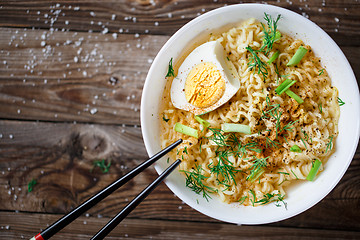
28 179 37 193
208 150 241 188
183 146 188 154
238 196 248 205
180 165 217 201
266 137 281 149
260 13 282 55
325 135 334 153
318 102 323 113
278 171 290 175
162 114 170 122
166 57 175 77
246 156 269 181
92 159 111 173
246 45 268 80
291 169 299 179
318 69 324 76
249 189 256 207
337 97 345 106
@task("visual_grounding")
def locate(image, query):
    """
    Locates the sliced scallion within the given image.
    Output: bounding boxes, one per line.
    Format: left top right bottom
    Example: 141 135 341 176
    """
287 46 308 66
247 168 265 183
290 145 302 153
285 89 304 104
274 31 282 42
306 159 322 181
194 115 210 128
174 123 198 138
267 50 280 64
221 123 251 135
275 79 297 95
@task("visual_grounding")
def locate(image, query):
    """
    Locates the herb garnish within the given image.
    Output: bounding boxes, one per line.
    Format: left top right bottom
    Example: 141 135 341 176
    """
92 159 111 173
318 69 324 76
162 114 170 122
180 164 217 201
166 57 175 77
337 97 345 106
246 156 269 182
260 13 281 55
28 179 37 193
318 102 322 113
325 135 334 153
246 45 268 80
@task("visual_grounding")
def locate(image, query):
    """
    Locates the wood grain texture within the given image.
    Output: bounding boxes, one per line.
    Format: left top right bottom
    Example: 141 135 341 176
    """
0 120 359 231
0 28 359 125
0 0 359 46
1 211 360 240
0 27 168 125
0 0 359 239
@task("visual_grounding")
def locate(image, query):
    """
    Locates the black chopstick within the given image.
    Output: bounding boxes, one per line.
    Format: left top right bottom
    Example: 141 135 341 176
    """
91 159 181 240
31 139 182 240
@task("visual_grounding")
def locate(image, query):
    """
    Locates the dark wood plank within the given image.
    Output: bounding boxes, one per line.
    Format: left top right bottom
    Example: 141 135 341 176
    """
0 120 359 231
1 211 360 240
0 27 168 125
0 0 359 46
0 28 359 125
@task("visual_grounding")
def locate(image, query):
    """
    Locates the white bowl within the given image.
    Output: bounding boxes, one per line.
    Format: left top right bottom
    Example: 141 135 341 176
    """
140 4 360 224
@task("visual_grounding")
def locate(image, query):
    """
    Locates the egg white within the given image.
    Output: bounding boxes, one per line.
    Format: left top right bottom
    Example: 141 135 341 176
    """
170 41 240 115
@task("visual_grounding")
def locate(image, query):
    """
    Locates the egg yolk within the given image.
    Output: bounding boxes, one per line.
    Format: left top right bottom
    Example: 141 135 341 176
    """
184 62 226 108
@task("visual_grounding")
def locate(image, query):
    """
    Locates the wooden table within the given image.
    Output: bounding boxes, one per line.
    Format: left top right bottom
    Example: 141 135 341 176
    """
0 1 359 239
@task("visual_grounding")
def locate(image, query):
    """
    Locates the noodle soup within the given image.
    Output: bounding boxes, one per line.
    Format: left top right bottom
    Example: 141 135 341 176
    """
159 16 339 207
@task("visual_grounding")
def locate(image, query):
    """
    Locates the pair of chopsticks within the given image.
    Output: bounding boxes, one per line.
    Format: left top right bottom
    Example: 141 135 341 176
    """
30 139 183 240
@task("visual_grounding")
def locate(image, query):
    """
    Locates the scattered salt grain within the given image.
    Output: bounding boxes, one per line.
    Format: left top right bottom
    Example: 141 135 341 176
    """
112 33 117 39
9 134 13 139
74 56 78 63
40 41 46 47
334 17 340 23
90 108 98 114
102 28 109 34
65 20 69 25
90 11 96 17
111 14 116 20
74 6 80 11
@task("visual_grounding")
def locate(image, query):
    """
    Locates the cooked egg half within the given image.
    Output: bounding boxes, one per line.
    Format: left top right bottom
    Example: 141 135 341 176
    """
170 41 240 115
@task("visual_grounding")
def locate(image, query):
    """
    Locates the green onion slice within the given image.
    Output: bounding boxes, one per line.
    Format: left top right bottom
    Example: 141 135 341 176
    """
247 168 265 182
275 79 297 95
194 115 210 128
290 145 302 153
306 159 322 181
174 123 198 138
221 123 251 135
285 89 304 104
274 31 282 42
287 46 308 66
267 50 280 64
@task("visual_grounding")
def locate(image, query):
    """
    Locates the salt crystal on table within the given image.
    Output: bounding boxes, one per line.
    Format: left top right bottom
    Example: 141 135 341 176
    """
9 134 13 139
74 6 80 11
90 108 97 114
154 21 159 26
334 17 340 22
111 14 116 20
112 33 117 39
74 56 78 62
41 41 46 46
90 11 95 17
65 20 69 25
102 28 109 34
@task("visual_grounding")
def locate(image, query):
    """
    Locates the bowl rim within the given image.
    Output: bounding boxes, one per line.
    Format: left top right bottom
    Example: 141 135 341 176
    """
141 3 360 224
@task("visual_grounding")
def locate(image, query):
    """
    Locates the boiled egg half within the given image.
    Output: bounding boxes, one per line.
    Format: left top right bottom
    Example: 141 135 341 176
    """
170 41 240 115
